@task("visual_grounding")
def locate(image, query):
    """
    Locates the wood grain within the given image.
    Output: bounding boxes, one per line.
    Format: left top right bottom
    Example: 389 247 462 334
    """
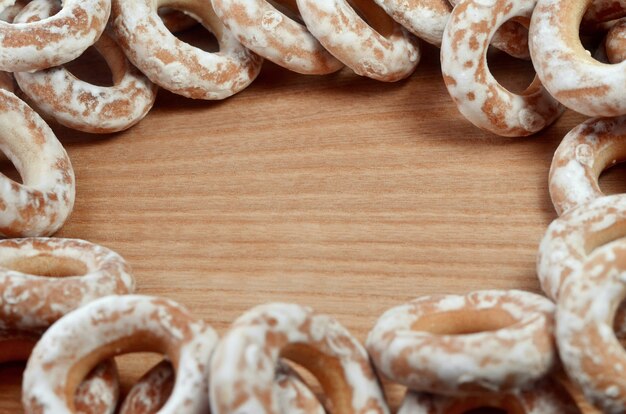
0 38 616 412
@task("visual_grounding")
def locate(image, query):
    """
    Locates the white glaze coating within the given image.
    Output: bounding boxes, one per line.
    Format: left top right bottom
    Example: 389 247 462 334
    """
0 0 110 72
210 302 389 414
549 115 626 216
296 0 420 82
530 0 626 117
14 0 157 134
366 290 556 395
121 359 325 414
0 238 134 330
441 0 563 137
537 194 626 300
0 89 75 237
398 381 581 414
111 0 262 100
22 295 218 414
557 239 626 412
211 0 343 74
606 17 626 63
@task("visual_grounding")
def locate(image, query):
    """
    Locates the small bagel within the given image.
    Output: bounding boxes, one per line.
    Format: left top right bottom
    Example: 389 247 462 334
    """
14 0 157 134
210 302 389 414
211 0 343 74
0 238 134 330
537 194 626 300
549 116 626 216
557 239 626 412
398 380 581 414
530 0 626 117
121 359 324 414
606 18 626 63
295 0 420 82
0 0 110 72
111 0 262 100
0 89 75 237
366 290 556 395
441 0 562 136
22 295 218 414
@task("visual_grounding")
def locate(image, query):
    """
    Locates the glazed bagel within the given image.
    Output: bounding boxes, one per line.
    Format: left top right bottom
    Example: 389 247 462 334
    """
121 359 324 414
530 0 626 117
295 0 420 82
441 0 562 136
0 89 75 237
110 0 262 100
606 18 626 63
22 295 218 414
73 361 120 414
537 194 626 300
0 238 134 330
0 0 109 72
14 0 157 134
366 290 556 395
557 239 626 412
211 0 343 74
549 115 626 215
397 380 581 414
210 302 389 414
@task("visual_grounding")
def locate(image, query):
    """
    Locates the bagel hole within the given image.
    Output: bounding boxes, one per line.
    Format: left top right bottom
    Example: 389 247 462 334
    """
448 395 525 414
267 0 305 24
2 255 87 277
160 9 219 53
487 48 536 95
410 309 517 335
347 0 395 38
65 47 114 87
599 160 626 196
115 353 172 404
0 157 22 185
276 359 327 408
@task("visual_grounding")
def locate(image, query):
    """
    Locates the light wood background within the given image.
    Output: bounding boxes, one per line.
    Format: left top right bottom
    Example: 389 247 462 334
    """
0 30 616 412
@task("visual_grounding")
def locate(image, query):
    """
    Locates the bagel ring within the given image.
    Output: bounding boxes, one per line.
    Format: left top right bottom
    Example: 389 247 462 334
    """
366 290 556 395
121 359 324 414
0 238 134 330
557 238 626 412
537 194 626 300
111 0 262 100
530 0 626 117
0 0 109 72
606 18 626 63
549 115 626 216
14 0 157 134
397 380 581 414
211 0 343 74
373 0 531 59
0 89 75 237
22 295 217 413
441 0 563 137
295 0 420 82
210 302 389 414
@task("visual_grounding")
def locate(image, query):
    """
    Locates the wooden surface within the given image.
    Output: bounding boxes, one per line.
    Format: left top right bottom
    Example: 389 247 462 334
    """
0 37 618 412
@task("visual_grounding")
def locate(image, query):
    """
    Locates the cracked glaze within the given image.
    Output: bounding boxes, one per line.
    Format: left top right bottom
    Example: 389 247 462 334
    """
0 238 134 330
366 290 556 395
530 0 626 116
14 0 157 134
211 0 343 74
296 0 420 82
0 89 75 237
557 239 626 413
111 0 262 100
537 194 626 300
22 295 218 414
549 115 626 216
441 0 562 137
0 0 109 72
210 302 389 414
397 380 581 414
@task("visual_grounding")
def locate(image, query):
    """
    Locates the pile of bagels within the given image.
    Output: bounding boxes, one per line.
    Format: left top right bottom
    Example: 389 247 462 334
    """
0 0 625 412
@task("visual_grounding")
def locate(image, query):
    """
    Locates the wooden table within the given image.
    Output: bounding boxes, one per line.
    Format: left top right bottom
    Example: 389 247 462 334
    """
0 37 611 412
